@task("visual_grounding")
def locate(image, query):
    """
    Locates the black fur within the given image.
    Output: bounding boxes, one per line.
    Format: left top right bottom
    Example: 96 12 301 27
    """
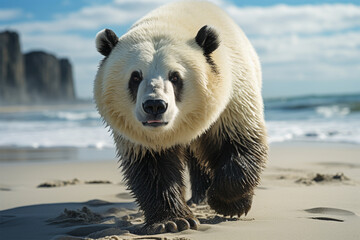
204 55 219 74
128 71 142 102
98 29 119 56
195 25 220 55
169 71 183 102
195 25 220 73
186 150 211 205
194 125 267 216
119 145 194 225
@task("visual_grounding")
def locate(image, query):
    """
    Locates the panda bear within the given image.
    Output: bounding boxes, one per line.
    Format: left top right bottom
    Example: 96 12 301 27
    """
94 1 268 234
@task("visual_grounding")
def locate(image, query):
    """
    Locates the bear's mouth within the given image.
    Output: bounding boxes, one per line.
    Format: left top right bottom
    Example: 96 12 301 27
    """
142 120 168 127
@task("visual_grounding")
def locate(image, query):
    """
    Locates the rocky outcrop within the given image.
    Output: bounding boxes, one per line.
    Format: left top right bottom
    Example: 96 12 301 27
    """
0 31 76 105
24 51 75 102
0 31 27 104
59 58 76 101
25 51 61 101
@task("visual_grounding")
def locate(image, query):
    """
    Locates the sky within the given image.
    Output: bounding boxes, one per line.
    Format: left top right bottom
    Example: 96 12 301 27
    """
0 0 359 99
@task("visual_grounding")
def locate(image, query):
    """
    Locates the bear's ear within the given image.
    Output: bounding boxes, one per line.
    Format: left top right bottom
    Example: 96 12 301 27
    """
95 29 119 56
195 25 220 55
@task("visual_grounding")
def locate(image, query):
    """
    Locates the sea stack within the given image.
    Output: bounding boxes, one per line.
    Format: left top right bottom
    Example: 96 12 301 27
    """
0 30 76 105
0 31 27 104
24 51 76 102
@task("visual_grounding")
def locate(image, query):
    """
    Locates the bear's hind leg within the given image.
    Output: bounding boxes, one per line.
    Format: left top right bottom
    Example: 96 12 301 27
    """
121 147 199 234
187 150 211 206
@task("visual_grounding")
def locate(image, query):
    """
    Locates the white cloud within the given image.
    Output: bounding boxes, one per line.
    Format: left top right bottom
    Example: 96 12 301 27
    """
226 4 360 36
9 0 224 34
0 9 22 21
223 3 360 96
11 6 136 33
251 31 360 64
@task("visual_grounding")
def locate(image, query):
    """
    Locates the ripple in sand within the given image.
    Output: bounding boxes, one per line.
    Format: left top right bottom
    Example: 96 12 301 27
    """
305 207 355 216
310 217 344 222
85 199 113 207
305 207 357 223
116 192 134 200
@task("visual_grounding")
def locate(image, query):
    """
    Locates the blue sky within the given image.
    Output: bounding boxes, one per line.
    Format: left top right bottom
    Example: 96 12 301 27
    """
1 0 359 98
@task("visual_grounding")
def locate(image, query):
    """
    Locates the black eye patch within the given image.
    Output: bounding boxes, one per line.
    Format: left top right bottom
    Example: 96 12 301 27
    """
169 71 183 102
128 70 143 102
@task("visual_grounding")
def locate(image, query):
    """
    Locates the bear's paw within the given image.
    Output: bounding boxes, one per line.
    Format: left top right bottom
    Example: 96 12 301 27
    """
207 188 253 217
142 217 200 234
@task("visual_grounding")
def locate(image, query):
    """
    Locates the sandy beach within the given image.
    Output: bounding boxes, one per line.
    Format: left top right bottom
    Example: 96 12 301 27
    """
1 143 359 240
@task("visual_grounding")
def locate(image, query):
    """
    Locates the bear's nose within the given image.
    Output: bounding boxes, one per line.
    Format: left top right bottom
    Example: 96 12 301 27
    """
142 100 168 115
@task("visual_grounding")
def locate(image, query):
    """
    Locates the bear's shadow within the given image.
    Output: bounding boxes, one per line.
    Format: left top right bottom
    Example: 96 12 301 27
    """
0 199 254 239
47 200 244 238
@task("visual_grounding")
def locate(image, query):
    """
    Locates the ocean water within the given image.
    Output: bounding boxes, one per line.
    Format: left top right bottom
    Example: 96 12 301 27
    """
0 104 114 149
0 93 359 150
265 93 360 144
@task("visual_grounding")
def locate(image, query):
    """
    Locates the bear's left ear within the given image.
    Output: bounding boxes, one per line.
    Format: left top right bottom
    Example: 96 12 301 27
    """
95 29 119 56
195 25 220 55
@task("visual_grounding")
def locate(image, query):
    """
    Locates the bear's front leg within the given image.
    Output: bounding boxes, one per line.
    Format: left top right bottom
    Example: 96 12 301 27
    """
120 146 199 234
196 133 267 217
206 156 256 217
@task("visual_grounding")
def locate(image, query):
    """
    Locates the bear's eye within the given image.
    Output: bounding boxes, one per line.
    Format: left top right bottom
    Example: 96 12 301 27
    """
168 71 183 102
169 71 181 83
130 71 143 83
128 70 142 102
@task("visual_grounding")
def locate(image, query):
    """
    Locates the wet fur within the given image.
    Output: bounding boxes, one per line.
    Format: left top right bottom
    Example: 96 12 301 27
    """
94 1 268 233
117 138 192 224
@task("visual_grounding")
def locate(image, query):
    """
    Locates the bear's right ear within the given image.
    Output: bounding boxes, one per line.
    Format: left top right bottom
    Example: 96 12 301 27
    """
95 29 119 56
195 25 220 55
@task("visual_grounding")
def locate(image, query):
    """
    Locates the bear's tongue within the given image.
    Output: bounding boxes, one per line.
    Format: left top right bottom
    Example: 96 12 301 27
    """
147 120 162 124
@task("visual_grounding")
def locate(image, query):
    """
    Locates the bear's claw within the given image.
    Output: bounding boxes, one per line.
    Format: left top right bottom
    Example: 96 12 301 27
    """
145 223 166 234
144 217 199 234
187 217 200 230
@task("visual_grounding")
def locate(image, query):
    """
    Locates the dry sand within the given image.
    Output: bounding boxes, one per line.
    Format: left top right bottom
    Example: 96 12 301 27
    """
0 143 359 240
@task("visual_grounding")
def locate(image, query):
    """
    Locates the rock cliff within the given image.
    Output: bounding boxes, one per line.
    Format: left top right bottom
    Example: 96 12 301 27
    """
59 58 76 101
0 31 76 105
0 31 27 104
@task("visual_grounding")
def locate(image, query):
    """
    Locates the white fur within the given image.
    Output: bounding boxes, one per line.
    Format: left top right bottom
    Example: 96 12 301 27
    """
135 75 178 127
94 1 266 153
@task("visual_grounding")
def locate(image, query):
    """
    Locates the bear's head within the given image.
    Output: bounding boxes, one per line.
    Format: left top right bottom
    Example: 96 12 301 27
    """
94 26 231 150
